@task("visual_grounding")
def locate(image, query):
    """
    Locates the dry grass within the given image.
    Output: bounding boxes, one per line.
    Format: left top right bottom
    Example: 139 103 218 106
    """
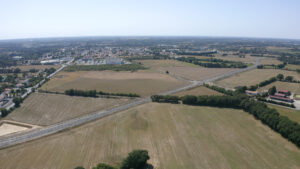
173 85 223 96
260 58 283 65
215 54 256 63
268 104 300 124
161 66 237 81
215 69 300 88
5 93 129 126
40 71 187 96
0 103 299 169
12 65 61 71
258 81 300 94
286 64 300 70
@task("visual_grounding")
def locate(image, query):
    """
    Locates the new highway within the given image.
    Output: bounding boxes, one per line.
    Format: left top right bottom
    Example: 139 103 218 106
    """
0 58 261 149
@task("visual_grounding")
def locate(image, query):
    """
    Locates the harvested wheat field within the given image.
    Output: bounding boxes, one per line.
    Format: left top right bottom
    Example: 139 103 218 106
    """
40 71 188 96
258 81 300 94
0 103 299 169
174 85 223 96
5 93 129 126
139 59 238 81
215 69 300 88
260 58 283 65
12 65 61 71
215 54 256 63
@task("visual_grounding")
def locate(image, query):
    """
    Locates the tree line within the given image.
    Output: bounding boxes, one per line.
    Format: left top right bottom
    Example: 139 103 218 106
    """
176 57 248 68
64 64 146 72
75 150 150 169
152 94 300 148
65 89 140 98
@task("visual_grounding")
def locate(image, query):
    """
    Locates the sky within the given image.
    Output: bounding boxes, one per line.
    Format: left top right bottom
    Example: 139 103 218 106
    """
0 0 300 40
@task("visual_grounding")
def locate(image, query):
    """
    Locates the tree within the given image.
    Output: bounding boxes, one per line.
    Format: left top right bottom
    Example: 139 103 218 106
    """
92 163 115 169
74 167 85 169
13 97 23 107
1 109 9 117
165 70 169 74
276 74 284 81
268 86 277 95
285 76 294 82
120 150 150 169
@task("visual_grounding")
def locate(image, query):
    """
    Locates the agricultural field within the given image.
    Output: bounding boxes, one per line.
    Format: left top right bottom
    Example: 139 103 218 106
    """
258 81 300 94
268 104 300 124
0 103 299 169
5 93 129 126
215 53 256 63
40 71 188 96
138 59 238 81
286 64 300 70
215 69 300 88
12 65 61 71
260 58 283 65
173 85 223 96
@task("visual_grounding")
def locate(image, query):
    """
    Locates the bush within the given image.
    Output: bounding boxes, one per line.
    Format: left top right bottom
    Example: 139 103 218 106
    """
92 163 116 169
120 150 150 169
1 109 10 117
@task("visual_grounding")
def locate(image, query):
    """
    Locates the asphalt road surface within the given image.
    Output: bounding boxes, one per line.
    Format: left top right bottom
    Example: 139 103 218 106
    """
0 58 261 149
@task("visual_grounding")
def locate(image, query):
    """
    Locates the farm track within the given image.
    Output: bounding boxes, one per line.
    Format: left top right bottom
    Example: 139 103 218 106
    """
0 58 261 149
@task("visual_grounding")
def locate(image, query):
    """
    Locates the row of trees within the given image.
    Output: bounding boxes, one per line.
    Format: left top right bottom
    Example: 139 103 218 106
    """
248 74 297 92
64 64 146 72
176 57 248 68
152 94 300 148
151 95 180 104
65 89 140 98
75 150 150 169
65 89 97 97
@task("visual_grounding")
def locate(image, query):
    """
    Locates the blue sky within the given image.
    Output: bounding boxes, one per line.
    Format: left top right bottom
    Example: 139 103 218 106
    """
0 0 300 40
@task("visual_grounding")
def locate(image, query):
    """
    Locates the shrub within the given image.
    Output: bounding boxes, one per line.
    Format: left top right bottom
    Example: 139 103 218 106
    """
120 150 150 169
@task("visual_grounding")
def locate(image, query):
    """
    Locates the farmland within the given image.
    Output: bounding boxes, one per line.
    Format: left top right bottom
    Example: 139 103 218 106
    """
268 104 300 124
5 93 129 126
286 64 300 70
0 103 299 169
215 69 300 88
260 58 283 65
173 85 223 96
12 65 61 71
40 71 188 96
258 81 300 94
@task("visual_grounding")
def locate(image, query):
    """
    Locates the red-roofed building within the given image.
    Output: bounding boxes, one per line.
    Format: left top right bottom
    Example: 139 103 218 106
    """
278 90 290 96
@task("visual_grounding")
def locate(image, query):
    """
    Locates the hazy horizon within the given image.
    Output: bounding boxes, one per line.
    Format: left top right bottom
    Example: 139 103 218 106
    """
1 0 300 40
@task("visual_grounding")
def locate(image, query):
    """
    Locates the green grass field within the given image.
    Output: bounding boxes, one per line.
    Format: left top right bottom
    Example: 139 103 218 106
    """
0 103 299 169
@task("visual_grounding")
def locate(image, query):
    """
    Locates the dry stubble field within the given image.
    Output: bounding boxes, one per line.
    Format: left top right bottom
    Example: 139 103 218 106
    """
40 70 188 96
139 59 237 81
5 93 129 126
12 65 61 71
215 69 300 88
0 103 299 169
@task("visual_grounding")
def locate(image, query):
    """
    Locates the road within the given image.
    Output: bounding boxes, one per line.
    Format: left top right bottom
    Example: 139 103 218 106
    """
0 58 261 149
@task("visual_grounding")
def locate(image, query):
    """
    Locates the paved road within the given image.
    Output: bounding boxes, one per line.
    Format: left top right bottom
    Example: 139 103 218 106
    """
0 58 261 149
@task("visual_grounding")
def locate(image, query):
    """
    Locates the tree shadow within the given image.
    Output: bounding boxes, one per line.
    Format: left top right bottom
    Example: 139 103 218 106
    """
144 163 154 169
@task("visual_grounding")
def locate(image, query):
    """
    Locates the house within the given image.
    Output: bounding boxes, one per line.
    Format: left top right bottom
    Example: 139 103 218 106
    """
278 90 290 96
270 95 294 103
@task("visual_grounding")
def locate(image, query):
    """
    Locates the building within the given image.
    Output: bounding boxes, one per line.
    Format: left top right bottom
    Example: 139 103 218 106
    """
245 90 259 96
269 95 294 103
278 90 290 96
